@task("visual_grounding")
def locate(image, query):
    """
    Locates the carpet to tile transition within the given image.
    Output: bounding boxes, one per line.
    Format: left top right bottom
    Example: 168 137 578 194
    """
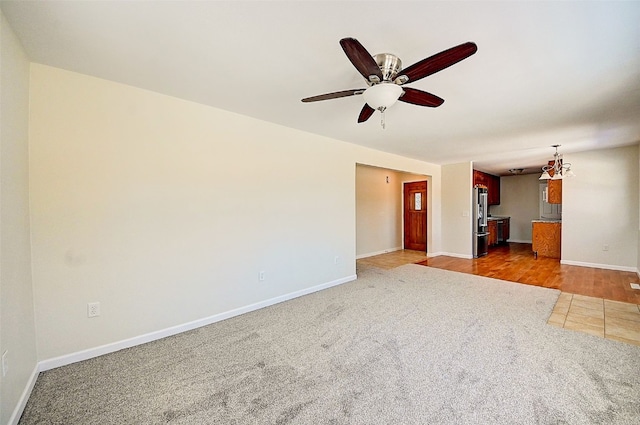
19 264 640 424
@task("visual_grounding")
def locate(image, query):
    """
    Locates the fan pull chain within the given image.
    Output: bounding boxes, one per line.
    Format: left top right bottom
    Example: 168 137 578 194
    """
380 107 386 129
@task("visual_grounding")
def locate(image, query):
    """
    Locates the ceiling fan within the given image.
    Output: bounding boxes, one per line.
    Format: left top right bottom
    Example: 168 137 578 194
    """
302 38 477 127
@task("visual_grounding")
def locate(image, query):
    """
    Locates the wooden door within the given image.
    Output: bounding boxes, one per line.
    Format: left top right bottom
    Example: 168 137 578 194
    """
403 181 427 251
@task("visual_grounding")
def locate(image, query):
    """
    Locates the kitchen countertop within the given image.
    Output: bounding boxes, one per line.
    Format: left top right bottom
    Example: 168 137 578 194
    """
487 216 510 220
532 219 562 223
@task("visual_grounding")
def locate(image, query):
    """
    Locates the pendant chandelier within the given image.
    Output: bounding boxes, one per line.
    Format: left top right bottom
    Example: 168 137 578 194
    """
539 145 575 180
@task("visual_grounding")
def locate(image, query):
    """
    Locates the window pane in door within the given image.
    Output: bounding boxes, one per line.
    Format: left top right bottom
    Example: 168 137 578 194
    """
414 192 422 211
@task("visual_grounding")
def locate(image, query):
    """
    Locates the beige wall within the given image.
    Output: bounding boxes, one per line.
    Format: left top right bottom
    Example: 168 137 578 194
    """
441 162 473 257
28 64 444 362
355 165 428 257
562 145 639 270
356 165 402 256
490 174 540 242
0 11 38 425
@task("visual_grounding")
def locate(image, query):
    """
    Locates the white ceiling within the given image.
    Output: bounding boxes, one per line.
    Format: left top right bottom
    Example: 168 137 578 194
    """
2 1 639 175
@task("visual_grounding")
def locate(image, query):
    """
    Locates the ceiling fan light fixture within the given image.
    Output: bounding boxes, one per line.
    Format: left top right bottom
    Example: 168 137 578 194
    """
363 83 403 111
302 38 478 126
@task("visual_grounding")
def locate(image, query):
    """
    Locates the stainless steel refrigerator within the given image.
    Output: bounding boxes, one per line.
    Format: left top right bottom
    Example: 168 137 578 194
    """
473 186 489 258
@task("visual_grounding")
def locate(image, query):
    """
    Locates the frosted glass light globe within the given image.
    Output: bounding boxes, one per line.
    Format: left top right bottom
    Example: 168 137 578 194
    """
363 83 403 110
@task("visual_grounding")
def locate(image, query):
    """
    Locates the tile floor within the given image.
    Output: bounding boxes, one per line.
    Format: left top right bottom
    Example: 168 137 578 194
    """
547 293 640 346
357 249 640 346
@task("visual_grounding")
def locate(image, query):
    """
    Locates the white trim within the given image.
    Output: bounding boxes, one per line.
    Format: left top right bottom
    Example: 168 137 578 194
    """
560 260 638 273
435 252 474 259
38 274 357 372
8 364 39 425
507 239 532 244
356 247 402 259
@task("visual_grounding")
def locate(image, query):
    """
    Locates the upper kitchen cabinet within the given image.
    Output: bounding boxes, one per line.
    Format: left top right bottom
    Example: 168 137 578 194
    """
473 170 501 205
547 179 562 204
488 177 500 205
544 160 562 204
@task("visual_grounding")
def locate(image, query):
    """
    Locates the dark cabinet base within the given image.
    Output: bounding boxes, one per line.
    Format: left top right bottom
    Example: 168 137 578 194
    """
488 217 510 247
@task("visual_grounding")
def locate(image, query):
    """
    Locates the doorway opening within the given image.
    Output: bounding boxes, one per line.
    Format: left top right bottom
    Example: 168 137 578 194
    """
355 164 430 263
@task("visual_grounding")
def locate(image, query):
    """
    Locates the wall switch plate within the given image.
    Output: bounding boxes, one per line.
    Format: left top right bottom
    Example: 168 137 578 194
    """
2 350 8 377
602 245 609 251
334 256 339 264
87 302 100 318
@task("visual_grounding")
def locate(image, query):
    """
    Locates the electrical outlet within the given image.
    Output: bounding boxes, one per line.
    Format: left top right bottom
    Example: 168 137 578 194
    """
87 302 100 318
259 271 265 282
2 350 8 377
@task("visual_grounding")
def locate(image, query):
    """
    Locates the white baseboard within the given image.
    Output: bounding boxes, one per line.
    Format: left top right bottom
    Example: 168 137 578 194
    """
507 239 532 244
8 364 39 425
356 247 402 259
38 274 357 372
436 252 474 259
560 260 638 273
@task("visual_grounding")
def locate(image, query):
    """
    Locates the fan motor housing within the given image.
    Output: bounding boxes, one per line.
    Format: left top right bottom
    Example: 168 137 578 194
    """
373 53 402 82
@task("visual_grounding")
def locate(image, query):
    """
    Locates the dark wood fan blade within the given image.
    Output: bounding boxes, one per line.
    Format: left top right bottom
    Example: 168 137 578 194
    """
357 104 375 123
399 88 445 107
397 42 477 84
340 38 383 82
301 89 365 103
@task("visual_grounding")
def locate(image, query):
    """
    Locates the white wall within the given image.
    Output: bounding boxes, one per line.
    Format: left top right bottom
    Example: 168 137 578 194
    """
441 162 473 258
490 174 540 243
355 165 427 257
28 64 444 363
0 11 38 425
562 145 639 270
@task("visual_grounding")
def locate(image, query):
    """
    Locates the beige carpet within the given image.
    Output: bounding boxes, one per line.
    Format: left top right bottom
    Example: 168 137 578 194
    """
19 264 640 424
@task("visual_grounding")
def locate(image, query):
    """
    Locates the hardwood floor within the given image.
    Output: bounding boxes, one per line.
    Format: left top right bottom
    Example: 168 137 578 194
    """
357 245 640 346
357 250 427 270
419 243 640 304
